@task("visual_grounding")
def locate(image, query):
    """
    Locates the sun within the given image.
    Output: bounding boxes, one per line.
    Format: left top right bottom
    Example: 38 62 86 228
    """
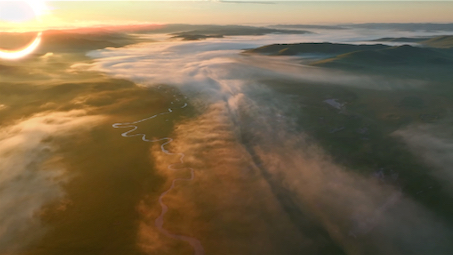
0 1 47 60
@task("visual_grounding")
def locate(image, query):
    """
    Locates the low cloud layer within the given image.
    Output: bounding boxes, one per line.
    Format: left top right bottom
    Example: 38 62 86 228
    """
81 34 427 93
85 33 453 254
0 110 103 253
395 120 453 194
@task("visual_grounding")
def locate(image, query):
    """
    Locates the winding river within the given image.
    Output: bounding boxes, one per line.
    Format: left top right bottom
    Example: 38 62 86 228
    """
112 103 205 255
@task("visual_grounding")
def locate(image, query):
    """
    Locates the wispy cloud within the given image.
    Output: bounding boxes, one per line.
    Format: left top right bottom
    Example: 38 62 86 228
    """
394 119 453 194
0 110 104 253
84 33 453 253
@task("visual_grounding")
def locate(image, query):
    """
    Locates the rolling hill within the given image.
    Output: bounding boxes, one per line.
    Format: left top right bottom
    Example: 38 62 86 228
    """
371 35 453 48
35 30 140 54
312 45 453 68
421 35 453 48
243 43 388 56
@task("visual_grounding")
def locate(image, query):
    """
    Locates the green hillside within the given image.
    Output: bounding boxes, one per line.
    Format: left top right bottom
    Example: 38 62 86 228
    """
312 45 453 68
244 43 388 56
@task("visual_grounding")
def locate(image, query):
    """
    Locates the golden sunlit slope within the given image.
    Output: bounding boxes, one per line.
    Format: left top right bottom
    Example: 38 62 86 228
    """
0 27 322 255
422 35 453 48
0 29 192 255
3 22 453 255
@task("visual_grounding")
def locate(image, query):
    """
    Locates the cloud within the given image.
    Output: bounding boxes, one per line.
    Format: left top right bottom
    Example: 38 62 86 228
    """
394 120 453 194
84 33 453 254
82 34 427 93
240 102 453 254
40 52 54 59
136 91 453 254
0 110 104 253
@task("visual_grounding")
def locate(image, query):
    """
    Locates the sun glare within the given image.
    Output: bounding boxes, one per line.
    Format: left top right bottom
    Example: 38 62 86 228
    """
0 1 47 60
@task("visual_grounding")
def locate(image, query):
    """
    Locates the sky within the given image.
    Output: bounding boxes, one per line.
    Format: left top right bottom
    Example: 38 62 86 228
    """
1 1 453 32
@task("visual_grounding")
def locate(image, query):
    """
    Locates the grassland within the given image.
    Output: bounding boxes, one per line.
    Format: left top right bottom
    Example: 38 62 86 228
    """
4 25 453 255
261 70 453 229
0 30 197 255
244 33 453 232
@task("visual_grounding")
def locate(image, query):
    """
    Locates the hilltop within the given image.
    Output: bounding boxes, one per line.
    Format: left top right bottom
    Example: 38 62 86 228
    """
371 35 453 48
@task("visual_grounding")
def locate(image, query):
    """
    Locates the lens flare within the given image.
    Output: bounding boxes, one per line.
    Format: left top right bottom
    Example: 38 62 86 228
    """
0 1 46 60
0 32 42 60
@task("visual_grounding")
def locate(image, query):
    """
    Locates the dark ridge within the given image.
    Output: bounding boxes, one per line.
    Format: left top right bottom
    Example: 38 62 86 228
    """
174 34 224 41
228 97 346 255
370 37 431 43
239 131 347 255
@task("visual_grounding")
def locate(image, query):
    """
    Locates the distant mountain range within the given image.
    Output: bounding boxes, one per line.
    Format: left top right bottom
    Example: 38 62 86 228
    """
268 23 453 32
313 45 453 68
370 37 430 43
244 43 388 56
244 36 453 72
347 23 453 32
170 25 311 40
